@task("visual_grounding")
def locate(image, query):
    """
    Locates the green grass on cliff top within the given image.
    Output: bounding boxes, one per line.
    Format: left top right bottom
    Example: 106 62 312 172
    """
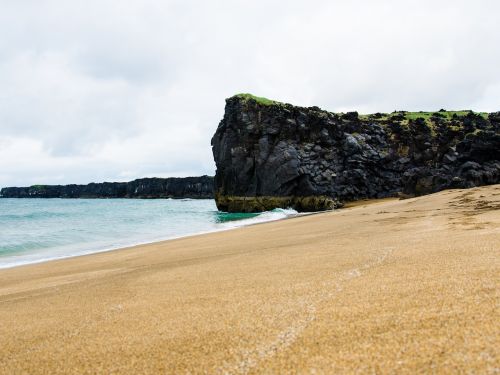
397 110 487 120
232 93 489 120
233 93 280 106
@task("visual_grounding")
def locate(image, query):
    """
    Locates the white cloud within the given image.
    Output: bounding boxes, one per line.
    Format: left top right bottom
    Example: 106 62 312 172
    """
0 0 499 187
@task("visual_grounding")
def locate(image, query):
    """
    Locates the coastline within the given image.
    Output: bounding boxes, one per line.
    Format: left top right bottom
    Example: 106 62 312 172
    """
0 202 299 270
0 198 395 271
0 185 498 373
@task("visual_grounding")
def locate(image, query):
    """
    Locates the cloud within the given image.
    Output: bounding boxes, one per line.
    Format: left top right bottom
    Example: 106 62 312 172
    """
0 0 499 187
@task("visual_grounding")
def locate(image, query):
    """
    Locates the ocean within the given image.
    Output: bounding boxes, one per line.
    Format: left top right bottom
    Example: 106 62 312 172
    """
0 198 297 269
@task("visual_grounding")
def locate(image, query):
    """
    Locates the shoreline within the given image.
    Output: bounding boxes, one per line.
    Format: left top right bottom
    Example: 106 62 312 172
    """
0 197 397 271
1 186 498 373
0 206 300 271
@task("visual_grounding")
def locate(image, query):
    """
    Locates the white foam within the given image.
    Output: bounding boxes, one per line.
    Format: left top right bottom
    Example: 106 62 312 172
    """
0 207 300 270
220 208 299 229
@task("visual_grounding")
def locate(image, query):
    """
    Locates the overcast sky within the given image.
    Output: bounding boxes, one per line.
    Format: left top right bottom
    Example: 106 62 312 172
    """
1 0 499 187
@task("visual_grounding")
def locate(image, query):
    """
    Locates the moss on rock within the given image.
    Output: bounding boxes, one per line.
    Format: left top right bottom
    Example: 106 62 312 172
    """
215 194 341 213
232 93 281 106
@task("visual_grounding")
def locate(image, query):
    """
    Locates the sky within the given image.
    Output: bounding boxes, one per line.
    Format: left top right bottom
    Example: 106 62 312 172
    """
1 0 499 187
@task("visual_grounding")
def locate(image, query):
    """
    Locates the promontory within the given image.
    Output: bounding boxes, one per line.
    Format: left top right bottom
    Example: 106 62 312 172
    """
0 176 214 199
211 94 499 212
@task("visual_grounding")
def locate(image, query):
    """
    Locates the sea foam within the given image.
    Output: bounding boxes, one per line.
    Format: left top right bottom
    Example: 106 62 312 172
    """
0 199 298 269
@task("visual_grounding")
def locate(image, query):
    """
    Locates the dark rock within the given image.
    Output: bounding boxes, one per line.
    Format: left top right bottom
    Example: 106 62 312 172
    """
459 161 481 172
212 95 500 212
0 176 214 199
443 152 457 164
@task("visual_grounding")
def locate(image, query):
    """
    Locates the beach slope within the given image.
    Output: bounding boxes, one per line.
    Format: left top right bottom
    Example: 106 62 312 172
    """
0 185 499 373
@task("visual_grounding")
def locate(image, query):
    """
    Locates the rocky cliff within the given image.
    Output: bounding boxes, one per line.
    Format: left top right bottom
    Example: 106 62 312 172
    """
0 176 214 199
211 94 499 212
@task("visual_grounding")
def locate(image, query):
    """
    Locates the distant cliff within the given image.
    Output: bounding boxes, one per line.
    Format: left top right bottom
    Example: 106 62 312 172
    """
211 94 499 212
0 176 214 199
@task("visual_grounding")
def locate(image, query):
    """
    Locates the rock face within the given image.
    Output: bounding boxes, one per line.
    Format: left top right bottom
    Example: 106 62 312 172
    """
211 94 499 212
0 176 214 199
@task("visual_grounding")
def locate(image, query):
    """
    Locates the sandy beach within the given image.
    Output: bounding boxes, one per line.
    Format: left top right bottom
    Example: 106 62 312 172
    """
0 185 499 374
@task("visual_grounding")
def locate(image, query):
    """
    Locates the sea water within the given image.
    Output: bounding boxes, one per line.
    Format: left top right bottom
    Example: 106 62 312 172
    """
0 198 297 269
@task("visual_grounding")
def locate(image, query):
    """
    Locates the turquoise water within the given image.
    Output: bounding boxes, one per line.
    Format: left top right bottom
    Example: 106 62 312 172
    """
0 199 296 269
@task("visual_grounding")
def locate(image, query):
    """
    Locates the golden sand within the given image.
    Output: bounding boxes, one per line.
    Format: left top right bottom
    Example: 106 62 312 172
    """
0 186 499 374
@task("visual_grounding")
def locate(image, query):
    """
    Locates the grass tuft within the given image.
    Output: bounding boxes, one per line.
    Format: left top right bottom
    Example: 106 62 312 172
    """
232 93 280 106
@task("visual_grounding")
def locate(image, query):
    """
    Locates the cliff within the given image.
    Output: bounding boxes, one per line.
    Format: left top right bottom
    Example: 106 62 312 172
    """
0 176 214 199
211 94 499 212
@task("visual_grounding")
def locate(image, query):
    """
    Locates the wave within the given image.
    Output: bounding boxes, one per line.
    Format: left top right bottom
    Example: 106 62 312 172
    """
219 208 299 228
0 202 299 270
0 211 70 220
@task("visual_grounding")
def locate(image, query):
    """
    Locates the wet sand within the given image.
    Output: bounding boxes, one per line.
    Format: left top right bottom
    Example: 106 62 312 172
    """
0 185 499 374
